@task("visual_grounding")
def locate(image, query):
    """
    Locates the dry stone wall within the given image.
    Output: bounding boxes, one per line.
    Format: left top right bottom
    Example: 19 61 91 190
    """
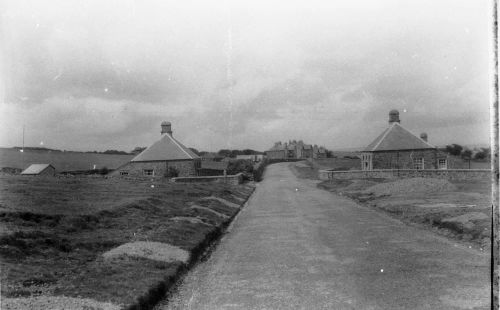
319 169 491 181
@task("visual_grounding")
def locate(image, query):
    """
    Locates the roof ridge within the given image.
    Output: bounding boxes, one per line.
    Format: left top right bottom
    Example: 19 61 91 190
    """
164 134 195 159
371 122 396 151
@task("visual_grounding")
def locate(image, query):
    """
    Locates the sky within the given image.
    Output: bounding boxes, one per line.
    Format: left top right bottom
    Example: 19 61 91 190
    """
0 0 494 152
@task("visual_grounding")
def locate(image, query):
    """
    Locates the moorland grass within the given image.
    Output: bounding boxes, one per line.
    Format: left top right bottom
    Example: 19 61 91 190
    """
0 175 254 308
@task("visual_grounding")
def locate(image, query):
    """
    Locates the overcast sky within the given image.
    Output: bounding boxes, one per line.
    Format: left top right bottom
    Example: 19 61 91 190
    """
0 0 493 152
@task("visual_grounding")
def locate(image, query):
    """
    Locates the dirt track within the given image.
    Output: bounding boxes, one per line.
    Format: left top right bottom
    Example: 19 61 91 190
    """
156 162 490 310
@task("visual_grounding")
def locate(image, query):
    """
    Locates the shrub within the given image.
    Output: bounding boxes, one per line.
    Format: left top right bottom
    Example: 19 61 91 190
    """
226 159 254 176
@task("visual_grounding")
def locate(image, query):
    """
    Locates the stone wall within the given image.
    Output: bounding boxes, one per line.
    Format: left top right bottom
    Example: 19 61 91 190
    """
111 160 197 178
319 169 491 181
171 173 243 185
372 149 447 170
266 150 286 160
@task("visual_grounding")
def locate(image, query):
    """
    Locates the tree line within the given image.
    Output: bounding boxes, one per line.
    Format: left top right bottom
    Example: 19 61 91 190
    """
443 144 490 160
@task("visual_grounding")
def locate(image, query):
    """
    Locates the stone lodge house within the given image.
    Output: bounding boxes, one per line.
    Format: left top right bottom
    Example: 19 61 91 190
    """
112 121 201 177
266 140 326 160
360 110 448 171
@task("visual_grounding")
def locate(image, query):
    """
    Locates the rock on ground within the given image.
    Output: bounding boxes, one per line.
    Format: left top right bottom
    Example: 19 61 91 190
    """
102 241 189 264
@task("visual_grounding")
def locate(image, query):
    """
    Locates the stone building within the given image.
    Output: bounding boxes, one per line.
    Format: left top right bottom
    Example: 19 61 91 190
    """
360 110 448 171
113 121 200 177
265 140 322 160
266 142 286 159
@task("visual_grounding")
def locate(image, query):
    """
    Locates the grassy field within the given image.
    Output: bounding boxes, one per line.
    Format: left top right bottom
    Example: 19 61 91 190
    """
291 161 492 250
0 175 254 308
0 148 133 172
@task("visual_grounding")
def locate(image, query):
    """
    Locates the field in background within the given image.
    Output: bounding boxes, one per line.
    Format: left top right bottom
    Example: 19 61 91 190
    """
291 161 491 249
0 148 133 172
0 175 254 307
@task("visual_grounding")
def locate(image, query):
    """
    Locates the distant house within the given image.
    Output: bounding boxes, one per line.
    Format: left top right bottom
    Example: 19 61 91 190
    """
266 140 322 160
201 152 224 162
112 121 201 177
266 142 286 160
21 164 56 176
236 154 264 162
360 110 448 170
313 145 327 159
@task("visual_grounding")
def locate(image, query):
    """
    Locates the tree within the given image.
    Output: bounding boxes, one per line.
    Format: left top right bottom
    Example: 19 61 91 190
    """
217 149 232 157
461 148 472 160
445 144 463 156
131 147 146 155
474 147 490 160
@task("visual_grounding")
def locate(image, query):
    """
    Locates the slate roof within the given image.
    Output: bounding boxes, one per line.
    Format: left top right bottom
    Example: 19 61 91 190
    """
21 164 54 175
131 134 199 162
364 122 435 152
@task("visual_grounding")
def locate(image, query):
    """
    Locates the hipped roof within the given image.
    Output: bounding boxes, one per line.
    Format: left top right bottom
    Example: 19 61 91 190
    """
131 134 199 162
364 122 435 152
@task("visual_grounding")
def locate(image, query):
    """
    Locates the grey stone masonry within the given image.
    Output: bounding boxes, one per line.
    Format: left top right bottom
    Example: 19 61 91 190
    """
112 159 199 178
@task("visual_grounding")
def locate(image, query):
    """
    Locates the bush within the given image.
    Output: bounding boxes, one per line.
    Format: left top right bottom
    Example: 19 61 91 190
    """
445 144 463 156
226 159 254 175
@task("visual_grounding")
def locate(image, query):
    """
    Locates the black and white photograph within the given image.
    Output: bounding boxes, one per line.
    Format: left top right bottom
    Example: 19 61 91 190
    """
0 0 498 309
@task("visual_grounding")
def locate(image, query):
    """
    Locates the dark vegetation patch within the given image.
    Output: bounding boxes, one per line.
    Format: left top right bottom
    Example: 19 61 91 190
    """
0 175 255 308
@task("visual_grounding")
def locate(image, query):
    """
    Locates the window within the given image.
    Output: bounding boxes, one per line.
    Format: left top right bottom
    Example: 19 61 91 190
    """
120 171 129 176
438 159 447 170
143 169 154 176
413 158 424 170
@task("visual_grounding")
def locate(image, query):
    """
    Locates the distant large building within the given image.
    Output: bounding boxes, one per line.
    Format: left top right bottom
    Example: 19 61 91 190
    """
113 122 201 177
266 140 327 160
360 110 448 170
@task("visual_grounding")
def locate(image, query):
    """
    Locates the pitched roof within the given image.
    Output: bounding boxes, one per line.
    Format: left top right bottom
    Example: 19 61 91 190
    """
21 164 54 175
131 134 199 162
364 122 435 152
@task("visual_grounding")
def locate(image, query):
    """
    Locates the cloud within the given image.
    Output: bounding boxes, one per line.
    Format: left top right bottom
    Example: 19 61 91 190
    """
0 0 492 152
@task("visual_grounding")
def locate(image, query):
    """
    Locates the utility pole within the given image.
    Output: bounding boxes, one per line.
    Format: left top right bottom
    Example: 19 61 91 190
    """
22 125 25 170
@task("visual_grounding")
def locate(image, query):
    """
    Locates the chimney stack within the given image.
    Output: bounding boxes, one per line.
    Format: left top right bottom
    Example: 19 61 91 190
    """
420 132 428 142
389 109 400 124
161 121 172 136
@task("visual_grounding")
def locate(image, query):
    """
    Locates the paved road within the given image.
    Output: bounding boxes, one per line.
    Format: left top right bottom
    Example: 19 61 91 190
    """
156 162 490 310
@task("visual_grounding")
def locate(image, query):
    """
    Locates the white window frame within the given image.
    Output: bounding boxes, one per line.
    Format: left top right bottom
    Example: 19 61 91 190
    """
361 153 373 171
413 157 424 170
438 159 447 170
143 169 154 176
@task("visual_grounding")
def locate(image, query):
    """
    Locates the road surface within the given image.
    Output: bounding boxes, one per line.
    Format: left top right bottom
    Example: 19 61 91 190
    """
156 162 490 310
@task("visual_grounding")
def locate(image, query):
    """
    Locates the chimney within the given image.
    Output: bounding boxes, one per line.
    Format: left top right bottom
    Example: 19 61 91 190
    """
420 132 428 142
161 121 172 136
389 109 400 124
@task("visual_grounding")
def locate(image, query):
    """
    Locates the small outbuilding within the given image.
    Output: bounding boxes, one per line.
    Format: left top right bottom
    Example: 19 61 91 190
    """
360 110 448 170
113 121 201 178
21 164 56 176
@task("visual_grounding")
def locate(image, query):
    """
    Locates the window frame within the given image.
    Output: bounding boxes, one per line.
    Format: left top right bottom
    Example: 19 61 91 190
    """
438 158 447 170
413 157 424 170
143 169 154 176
